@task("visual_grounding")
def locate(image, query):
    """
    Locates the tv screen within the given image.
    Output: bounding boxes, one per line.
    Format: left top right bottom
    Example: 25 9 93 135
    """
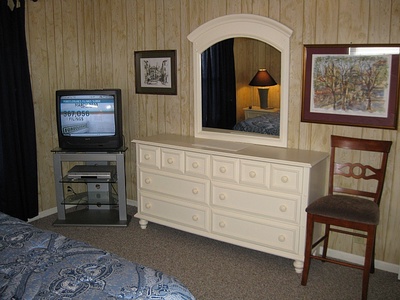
56 89 123 150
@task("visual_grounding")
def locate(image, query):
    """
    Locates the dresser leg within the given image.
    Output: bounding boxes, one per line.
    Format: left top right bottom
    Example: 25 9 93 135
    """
293 260 304 273
139 219 148 229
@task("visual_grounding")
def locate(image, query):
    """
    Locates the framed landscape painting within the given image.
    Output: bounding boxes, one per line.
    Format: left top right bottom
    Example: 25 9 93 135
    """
302 44 400 129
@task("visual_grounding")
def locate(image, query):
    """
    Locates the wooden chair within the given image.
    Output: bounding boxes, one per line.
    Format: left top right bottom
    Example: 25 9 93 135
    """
301 135 392 300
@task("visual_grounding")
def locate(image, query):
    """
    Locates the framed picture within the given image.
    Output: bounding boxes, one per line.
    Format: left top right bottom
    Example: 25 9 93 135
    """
302 44 400 129
134 50 177 95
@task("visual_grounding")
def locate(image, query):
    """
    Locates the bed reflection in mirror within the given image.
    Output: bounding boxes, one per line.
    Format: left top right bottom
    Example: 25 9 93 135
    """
201 38 281 137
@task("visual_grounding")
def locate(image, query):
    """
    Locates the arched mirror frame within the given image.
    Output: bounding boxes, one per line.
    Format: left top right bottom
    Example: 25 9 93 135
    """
188 14 293 148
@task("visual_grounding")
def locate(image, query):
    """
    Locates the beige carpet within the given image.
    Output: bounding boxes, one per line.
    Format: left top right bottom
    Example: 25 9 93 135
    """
30 206 400 300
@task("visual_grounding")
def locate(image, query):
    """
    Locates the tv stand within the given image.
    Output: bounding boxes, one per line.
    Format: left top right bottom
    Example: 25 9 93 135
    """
52 148 129 226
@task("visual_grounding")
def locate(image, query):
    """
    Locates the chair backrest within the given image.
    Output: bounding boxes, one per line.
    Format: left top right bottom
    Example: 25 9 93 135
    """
328 135 392 205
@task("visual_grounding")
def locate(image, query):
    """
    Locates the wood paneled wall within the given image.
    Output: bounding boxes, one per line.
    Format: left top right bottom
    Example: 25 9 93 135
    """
25 0 400 266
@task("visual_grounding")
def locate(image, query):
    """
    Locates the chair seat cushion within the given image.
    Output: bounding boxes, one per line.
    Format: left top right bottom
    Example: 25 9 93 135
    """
306 195 379 225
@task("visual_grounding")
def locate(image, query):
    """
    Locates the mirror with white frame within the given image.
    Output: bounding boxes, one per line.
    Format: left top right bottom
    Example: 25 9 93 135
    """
188 14 292 148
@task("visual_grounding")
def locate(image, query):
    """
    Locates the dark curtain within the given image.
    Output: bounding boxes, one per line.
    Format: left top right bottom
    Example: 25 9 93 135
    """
201 39 236 129
0 0 38 220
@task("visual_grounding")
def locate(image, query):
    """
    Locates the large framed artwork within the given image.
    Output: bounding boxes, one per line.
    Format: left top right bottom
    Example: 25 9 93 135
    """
302 44 400 129
135 50 177 95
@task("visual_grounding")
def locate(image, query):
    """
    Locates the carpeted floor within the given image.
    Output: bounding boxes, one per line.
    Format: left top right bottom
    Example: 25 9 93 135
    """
30 206 400 300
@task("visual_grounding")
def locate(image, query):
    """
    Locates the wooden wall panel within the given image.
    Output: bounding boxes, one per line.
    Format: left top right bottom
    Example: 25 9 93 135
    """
391 0 400 43
25 0 400 266
26 0 53 211
125 0 139 199
338 0 369 44
164 0 181 135
281 0 304 150
226 0 242 14
81 1 94 87
369 0 391 43
179 0 191 137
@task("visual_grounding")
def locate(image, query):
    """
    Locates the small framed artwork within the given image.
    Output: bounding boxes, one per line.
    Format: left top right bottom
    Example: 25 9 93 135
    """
134 50 177 95
302 44 400 129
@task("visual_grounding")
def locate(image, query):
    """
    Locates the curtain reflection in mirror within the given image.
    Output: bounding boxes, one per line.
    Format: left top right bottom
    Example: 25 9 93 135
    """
201 39 236 130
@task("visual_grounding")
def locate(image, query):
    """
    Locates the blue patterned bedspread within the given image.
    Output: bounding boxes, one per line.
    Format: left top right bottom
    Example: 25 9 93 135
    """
0 212 195 299
233 112 280 136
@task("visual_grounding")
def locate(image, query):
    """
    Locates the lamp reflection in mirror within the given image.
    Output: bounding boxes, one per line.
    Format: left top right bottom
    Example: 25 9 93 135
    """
249 68 277 109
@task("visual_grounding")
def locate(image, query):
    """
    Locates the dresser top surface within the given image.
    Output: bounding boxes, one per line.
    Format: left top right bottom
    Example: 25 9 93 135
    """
132 134 329 167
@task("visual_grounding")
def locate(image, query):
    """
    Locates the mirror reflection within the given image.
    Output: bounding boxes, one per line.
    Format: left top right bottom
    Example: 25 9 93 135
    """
188 14 292 148
201 38 282 138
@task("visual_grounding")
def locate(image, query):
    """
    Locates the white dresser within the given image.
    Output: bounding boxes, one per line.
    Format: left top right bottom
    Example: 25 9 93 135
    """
132 134 328 273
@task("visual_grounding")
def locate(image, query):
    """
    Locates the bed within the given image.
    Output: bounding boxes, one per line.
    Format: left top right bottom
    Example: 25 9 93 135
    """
233 112 280 136
0 211 195 299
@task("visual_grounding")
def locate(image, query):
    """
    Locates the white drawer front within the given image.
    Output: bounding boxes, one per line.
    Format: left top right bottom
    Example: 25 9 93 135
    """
212 156 239 183
139 193 209 231
270 164 303 194
161 148 184 174
240 160 270 188
185 151 210 178
138 145 160 169
140 169 209 204
211 183 299 223
212 211 298 253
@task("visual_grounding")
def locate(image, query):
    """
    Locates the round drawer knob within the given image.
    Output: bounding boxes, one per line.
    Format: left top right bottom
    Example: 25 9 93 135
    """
219 166 227 173
219 194 226 200
249 171 256 178
192 162 199 169
192 188 199 195
192 215 199 221
219 221 226 228
144 154 150 160
278 235 286 242
167 158 174 164
279 205 287 212
145 203 152 209
281 176 289 183
144 178 151 184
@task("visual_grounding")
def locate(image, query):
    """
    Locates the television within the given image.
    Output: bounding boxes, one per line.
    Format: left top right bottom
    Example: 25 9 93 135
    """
56 89 123 150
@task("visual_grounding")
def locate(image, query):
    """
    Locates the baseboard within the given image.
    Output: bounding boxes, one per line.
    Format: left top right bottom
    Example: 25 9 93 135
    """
323 248 400 276
28 199 138 223
127 199 138 207
28 202 399 278
28 206 65 222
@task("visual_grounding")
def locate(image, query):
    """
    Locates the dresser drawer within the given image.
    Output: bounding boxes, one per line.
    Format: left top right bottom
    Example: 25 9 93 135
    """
212 156 239 183
212 211 298 253
240 160 270 188
211 183 299 223
139 192 209 231
161 148 184 174
185 152 211 178
270 164 303 194
139 169 210 204
185 151 210 178
138 145 160 169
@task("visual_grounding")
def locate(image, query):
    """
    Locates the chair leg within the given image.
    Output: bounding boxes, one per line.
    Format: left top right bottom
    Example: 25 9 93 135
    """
362 227 376 300
370 236 376 274
301 214 314 286
322 224 330 259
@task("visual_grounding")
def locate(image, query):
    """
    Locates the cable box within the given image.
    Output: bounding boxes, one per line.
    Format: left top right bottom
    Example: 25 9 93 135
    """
67 165 116 179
